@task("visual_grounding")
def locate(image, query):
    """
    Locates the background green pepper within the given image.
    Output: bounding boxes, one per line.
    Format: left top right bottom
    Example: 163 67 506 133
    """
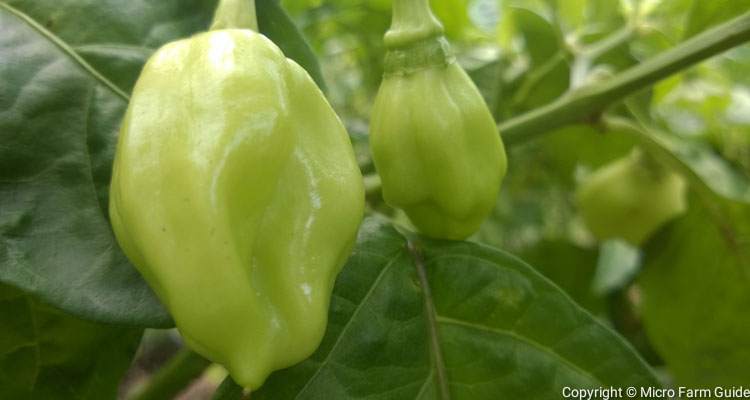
109 0 364 389
576 148 687 245
369 0 507 240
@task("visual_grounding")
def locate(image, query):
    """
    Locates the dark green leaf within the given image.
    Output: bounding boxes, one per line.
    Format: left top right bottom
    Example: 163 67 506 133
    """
467 59 502 120
253 217 659 398
519 240 603 314
257 0 327 91
0 4 171 327
4 0 217 94
640 196 750 385
513 52 571 112
509 7 560 67
0 284 142 399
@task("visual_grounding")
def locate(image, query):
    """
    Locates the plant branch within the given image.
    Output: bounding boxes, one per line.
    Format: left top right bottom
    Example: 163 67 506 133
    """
579 24 636 60
569 24 637 89
128 348 211 400
364 173 382 197
499 11 750 146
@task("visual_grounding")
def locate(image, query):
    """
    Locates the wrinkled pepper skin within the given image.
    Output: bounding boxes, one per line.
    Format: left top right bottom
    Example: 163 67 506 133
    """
109 29 364 389
576 149 687 245
370 63 506 240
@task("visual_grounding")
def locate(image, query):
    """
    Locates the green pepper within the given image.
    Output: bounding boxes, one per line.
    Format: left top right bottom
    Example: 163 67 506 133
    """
109 0 364 389
369 0 507 240
576 148 687 245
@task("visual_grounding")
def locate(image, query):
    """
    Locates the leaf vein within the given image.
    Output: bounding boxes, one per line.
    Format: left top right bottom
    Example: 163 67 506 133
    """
292 251 402 399
0 2 130 100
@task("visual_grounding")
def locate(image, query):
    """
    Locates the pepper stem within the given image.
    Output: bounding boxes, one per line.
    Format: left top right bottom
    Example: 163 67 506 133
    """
382 0 451 75
210 0 258 31
384 0 444 48
631 147 670 180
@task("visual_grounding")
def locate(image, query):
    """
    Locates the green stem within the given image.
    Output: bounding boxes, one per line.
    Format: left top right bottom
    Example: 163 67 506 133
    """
580 24 636 60
128 348 211 400
631 146 670 179
364 173 383 197
570 25 637 89
210 0 258 31
500 11 750 146
384 0 444 48
382 0 450 74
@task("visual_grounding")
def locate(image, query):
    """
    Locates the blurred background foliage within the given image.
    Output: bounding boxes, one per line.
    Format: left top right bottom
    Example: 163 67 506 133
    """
277 0 750 382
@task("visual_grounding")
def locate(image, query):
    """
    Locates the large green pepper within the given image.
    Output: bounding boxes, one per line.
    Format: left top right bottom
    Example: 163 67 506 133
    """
369 0 507 240
109 0 364 389
576 148 687 245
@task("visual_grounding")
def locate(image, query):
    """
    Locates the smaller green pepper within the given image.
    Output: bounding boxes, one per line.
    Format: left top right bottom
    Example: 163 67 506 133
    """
369 0 507 240
576 148 687 245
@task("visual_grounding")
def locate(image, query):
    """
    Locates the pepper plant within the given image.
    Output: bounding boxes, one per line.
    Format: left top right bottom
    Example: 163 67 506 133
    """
1 0 749 399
